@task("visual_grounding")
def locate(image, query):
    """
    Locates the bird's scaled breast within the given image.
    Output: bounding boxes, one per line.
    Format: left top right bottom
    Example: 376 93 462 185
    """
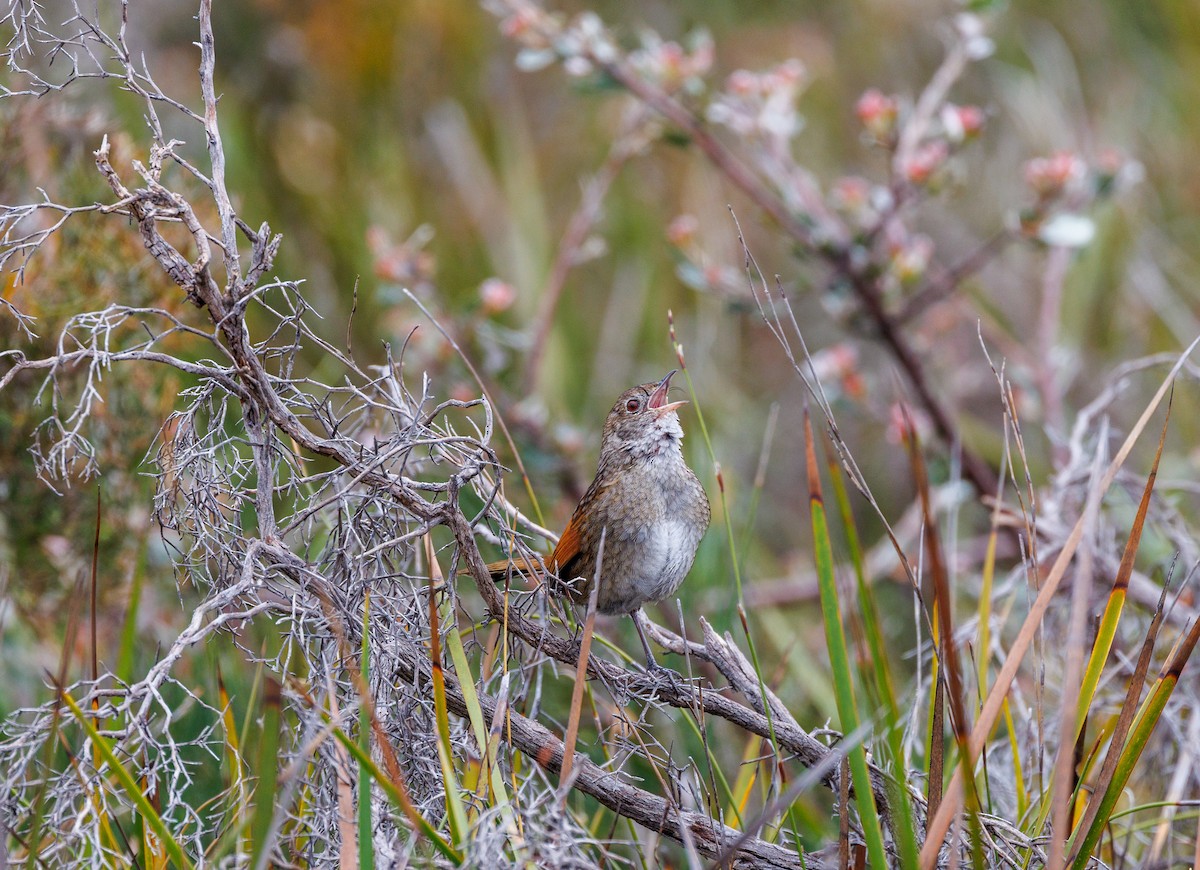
595 462 708 613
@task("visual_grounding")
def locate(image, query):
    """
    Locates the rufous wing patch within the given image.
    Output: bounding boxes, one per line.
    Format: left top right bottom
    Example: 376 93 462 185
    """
549 512 585 579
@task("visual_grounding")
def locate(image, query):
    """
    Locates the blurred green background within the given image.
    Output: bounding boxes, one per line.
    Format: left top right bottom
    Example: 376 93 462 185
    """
3 0 1199 728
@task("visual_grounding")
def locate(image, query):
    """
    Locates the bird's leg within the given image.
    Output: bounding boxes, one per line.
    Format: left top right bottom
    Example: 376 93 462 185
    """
632 609 660 670
631 610 688 693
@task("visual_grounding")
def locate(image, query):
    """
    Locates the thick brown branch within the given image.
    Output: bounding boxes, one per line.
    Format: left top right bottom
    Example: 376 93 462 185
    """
391 638 833 869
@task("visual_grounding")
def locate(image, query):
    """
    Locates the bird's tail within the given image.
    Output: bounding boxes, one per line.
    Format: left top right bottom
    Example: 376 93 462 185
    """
474 553 546 584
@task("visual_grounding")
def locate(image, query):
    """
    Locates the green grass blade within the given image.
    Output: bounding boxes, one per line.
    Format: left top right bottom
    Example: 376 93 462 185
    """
61 690 194 870
333 724 464 863
804 408 888 870
976 512 1000 702
359 590 375 869
1001 696 1028 820
1068 614 1200 867
823 434 919 869
824 436 893 710
428 582 469 847
444 623 488 768
216 666 249 856
1073 397 1169 741
445 613 519 847
250 676 282 870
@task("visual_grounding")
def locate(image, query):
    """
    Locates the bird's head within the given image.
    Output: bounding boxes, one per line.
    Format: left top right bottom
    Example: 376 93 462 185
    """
600 370 689 460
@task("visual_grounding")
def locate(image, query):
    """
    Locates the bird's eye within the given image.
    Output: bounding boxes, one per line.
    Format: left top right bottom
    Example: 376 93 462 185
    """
625 398 641 413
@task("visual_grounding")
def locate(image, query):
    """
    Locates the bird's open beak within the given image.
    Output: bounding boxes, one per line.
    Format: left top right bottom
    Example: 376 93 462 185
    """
647 370 688 414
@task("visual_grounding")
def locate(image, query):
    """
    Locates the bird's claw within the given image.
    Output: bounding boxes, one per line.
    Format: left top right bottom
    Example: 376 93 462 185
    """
642 661 687 691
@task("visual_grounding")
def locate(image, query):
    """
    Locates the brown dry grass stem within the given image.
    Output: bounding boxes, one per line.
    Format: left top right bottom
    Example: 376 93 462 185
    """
920 336 1200 865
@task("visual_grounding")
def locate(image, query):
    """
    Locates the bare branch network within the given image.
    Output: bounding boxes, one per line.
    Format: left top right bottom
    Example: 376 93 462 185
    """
1 0 1194 868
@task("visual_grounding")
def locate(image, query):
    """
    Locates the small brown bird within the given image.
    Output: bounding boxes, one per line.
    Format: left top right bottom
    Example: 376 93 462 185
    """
487 371 711 669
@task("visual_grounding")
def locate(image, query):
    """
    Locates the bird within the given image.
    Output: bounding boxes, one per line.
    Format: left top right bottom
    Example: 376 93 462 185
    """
485 371 710 670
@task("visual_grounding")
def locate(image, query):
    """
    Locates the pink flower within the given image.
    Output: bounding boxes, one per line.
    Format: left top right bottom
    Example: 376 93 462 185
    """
902 141 949 185
369 225 436 284
667 214 699 247
856 88 898 140
831 176 871 211
957 105 985 136
630 33 712 93
727 69 759 96
941 104 985 142
888 234 934 284
500 9 538 39
810 343 864 398
1024 151 1085 198
765 58 806 90
687 32 714 79
479 278 517 314
709 60 807 142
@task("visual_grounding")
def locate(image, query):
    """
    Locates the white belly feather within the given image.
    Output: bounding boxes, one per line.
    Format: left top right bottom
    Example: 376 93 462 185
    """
631 518 702 608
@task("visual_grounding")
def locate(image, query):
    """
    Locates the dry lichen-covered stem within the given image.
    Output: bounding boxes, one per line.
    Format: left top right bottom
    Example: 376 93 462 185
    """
92 138 443 527
198 0 241 293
